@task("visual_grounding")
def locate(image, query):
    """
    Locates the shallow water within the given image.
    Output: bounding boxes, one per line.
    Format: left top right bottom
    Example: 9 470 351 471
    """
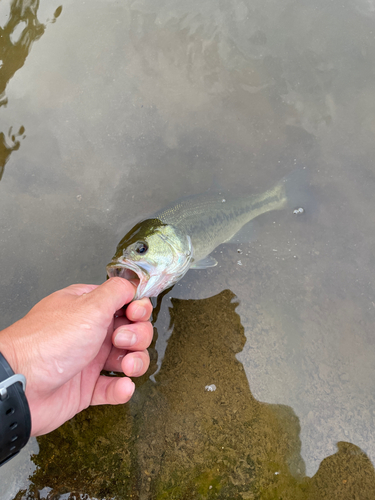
1 0 375 498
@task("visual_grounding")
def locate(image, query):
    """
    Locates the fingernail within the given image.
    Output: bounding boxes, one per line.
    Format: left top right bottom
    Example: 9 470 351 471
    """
115 330 137 347
129 380 136 396
133 358 143 374
133 306 147 320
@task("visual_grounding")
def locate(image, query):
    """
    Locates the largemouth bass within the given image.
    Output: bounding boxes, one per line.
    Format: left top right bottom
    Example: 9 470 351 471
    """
107 180 287 299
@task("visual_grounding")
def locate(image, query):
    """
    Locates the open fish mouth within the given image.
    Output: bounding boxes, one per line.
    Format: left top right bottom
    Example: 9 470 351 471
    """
106 260 146 294
106 259 174 299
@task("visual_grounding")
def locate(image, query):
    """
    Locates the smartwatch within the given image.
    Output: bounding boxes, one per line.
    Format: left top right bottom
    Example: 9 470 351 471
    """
0 352 31 466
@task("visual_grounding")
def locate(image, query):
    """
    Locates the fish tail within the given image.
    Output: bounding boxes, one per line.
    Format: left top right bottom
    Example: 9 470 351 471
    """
247 168 311 220
265 181 288 211
250 180 287 218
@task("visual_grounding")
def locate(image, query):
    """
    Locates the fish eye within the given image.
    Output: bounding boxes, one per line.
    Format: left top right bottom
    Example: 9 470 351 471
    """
135 241 148 254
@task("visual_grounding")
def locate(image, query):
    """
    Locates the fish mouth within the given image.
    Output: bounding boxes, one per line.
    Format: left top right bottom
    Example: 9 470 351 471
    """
106 260 147 295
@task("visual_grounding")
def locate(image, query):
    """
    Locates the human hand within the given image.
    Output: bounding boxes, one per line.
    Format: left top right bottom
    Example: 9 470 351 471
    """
0 278 153 436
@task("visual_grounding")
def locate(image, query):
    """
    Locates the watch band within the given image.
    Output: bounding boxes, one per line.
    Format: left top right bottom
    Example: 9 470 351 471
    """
0 352 31 466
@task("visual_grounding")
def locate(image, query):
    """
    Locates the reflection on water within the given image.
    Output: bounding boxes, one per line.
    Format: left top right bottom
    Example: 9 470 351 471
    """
14 291 375 499
0 0 61 179
0 126 25 180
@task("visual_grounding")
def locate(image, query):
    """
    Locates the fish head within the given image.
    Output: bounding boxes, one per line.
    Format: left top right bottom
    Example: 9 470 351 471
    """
106 219 193 299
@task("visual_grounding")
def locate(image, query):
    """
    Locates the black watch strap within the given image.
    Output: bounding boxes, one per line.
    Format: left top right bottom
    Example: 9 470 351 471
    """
0 352 31 466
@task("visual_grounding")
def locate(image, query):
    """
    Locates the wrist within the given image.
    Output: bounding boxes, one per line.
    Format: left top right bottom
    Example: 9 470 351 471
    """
0 328 20 373
0 317 36 384
0 351 31 466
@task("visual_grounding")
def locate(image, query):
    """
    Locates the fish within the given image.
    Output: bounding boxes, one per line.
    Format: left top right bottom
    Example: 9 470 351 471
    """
107 179 288 299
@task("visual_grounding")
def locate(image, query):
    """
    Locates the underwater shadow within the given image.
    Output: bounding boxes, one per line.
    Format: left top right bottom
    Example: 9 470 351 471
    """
18 290 375 499
129 289 305 499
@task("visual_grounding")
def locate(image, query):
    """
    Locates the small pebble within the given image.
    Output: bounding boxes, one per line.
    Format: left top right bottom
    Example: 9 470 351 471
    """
205 384 217 392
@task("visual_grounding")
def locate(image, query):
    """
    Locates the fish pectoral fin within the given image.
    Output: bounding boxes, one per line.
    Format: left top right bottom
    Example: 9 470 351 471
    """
190 255 218 269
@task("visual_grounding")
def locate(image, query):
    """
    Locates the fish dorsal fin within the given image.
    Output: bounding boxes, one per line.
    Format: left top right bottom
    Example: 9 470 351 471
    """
190 255 218 269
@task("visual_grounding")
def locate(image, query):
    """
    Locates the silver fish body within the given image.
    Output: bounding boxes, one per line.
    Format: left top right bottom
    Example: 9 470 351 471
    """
107 180 287 299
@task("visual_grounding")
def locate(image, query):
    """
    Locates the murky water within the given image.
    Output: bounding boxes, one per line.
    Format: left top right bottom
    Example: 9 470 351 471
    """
1 0 375 498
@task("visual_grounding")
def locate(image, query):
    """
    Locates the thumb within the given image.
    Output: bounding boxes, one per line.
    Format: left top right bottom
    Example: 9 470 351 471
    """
83 277 136 317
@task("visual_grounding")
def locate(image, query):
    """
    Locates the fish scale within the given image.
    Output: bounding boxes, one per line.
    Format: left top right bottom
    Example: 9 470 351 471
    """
154 186 287 262
107 179 288 298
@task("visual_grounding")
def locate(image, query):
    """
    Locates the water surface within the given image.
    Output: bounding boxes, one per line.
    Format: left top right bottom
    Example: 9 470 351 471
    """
1 0 375 498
